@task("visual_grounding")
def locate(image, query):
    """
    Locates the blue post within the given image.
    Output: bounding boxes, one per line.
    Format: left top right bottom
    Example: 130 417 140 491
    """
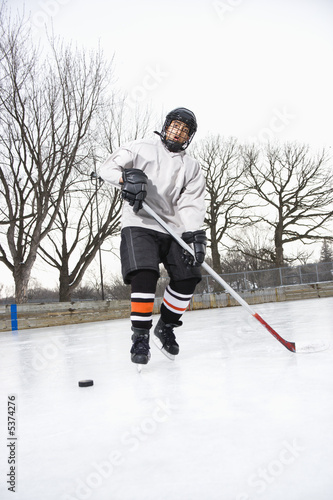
10 304 18 331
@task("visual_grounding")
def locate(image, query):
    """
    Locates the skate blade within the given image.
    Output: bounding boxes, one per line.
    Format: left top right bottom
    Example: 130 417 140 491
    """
133 362 149 373
153 337 176 361
131 351 151 372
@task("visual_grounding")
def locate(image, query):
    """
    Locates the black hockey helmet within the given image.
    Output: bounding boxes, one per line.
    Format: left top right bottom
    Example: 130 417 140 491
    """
155 107 198 152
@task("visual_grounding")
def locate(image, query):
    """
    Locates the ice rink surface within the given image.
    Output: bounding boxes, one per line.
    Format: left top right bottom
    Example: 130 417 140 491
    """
0 296 333 500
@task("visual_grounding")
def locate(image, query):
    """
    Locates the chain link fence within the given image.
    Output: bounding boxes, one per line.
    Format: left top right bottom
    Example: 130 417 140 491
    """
2 262 332 303
156 261 333 297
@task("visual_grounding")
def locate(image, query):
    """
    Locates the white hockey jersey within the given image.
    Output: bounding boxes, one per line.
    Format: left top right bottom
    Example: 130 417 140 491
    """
99 136 206 236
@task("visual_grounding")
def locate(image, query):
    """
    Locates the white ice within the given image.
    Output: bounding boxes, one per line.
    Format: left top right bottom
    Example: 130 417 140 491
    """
0 297 333 500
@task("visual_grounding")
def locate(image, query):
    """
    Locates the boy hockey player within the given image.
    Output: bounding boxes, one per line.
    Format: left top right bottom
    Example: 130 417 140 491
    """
99 107 207 365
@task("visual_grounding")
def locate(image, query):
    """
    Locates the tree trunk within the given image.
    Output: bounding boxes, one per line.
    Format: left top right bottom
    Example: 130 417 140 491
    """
59 260 71 302
210 228 222 275
274 223 284 267
13 262 34 303
59 275 71 302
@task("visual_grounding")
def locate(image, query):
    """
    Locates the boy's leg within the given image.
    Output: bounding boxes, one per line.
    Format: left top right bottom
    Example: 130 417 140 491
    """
154 278 198 358
130 270 159 330
129 270 159 365
120 227 161 365
155 237 202 359
160 278 198 325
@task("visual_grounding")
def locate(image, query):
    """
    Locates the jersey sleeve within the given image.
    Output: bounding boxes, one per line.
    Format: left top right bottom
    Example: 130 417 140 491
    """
98 146 134 186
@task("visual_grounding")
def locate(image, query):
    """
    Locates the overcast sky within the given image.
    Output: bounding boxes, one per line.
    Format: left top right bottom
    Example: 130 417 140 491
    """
2 0 333 291
11 0 333 148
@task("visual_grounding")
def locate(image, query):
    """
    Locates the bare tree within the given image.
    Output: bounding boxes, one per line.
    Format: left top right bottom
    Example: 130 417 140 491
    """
97 97 153 155
193 136 256 274
35 93 153 301
230 222 315 268
227 226 277 270
0 8 111 302
37 171 121 301
242 143 333 266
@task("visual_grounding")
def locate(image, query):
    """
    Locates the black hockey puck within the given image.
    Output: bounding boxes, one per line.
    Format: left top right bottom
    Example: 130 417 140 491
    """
78 380 94 387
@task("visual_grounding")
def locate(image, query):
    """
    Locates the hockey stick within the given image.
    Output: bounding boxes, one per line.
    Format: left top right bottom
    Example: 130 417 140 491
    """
100 175 327 353
142 202 329 353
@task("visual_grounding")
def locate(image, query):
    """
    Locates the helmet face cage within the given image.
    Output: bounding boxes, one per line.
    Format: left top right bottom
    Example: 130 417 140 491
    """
161 108 197 152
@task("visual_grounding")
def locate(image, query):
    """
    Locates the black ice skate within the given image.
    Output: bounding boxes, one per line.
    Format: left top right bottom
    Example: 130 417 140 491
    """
130 328 151 366
153 318 181 360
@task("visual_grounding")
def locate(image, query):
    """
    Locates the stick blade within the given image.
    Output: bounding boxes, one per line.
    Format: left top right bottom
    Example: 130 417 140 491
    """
283 340 296 353
253 313 296 352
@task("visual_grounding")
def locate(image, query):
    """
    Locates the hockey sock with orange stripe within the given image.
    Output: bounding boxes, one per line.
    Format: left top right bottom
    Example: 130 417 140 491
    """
130 270 158 330
160 278 198 325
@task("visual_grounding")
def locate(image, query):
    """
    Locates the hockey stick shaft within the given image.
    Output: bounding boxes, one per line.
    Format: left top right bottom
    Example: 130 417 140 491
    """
142 201 296 353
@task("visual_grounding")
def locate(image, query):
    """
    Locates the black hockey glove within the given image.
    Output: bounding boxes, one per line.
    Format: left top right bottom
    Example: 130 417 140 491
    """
121 168 148 213
181 230 207 267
